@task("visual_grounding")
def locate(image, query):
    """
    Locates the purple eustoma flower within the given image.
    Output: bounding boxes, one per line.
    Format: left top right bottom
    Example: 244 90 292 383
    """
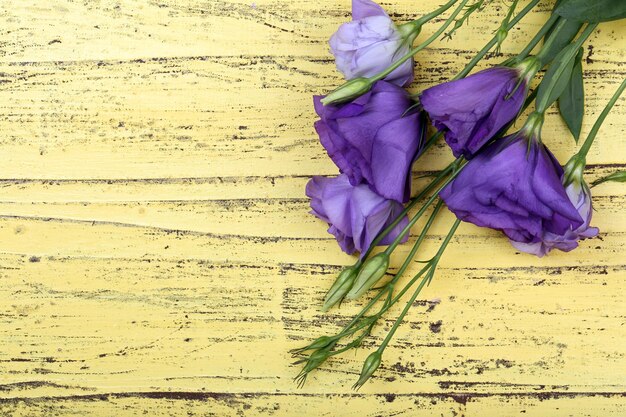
329 0 415 86
420 66 526 159
439 130 588 256
306 174 409 256
510 181 599 256
314 81 426 203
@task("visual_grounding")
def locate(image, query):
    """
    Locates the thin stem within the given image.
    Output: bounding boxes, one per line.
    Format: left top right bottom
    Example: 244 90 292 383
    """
419 131 444 156
412 0 459 27
335 291 388 338
384 159 463 254
454 0 540 80
370 0 470 83
334 261 433 342
360 159 456 260
577 77 626 159
517 13 561 62
433 218 461 260
503 0 519 25
391 200 445 281
494 0 519 53
378 271 432 352
377 219 461 352
374 263 432 319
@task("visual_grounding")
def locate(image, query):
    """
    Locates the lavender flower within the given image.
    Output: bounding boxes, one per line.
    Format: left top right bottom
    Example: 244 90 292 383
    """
314 81 426 203
306 174 408 255
329 0 415 86
439 130 588 255
420 66 527 159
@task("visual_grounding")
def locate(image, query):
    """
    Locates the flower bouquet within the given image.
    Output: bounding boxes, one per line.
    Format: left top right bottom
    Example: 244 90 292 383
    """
293 0 626 388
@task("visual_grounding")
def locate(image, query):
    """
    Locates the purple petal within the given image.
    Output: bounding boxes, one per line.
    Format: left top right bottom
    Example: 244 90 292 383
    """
352 0 388 20
306 174 410 255
421 67 525 158
313 81 424 203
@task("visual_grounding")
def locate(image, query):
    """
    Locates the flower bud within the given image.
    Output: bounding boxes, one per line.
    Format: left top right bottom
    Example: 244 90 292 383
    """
307 336 334 351
295 348 331 388
290 334 334 356
346 253 389 300
322 266 357 311
353 351 382 390
320 78 372 106
303 349 329 373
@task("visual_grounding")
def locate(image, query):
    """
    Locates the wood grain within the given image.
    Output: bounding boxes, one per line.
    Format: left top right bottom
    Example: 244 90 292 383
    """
0 1 624 416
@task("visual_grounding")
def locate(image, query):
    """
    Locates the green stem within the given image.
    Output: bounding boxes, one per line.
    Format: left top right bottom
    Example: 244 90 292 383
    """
359 159 456 260
503 0 519 26
454 0 540 80
419 131 444 156
384 159 463 254
335 202 444 339
378 271 432 352
577 77 626 160
377 219 461 352
335 287 397 339
373 263 432 320
535 23 598 114
517 14 561 62
412 0 459 27
433 218 461 259
391 200 445 282
370 0 470 83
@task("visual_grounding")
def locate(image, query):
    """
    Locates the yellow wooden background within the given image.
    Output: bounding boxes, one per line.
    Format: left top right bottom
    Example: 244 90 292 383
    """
0 1 624 416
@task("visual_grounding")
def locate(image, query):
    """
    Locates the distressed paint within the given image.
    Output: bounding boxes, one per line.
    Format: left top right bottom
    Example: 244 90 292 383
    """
0 1 624 416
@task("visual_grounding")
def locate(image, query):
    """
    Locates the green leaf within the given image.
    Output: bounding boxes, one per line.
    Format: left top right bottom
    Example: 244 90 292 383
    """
555 0 626 22
592 171 626 187
541 19 582 65
536 44 578 112
558 47 585 142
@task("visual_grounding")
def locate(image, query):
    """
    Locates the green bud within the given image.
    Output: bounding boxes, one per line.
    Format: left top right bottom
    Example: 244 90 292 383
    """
303 349 329 373
322 266 357 311
320 78 372 106
307 336 334 351
353 351 382 390
346 253 389 300
290 335 335 357
295 348 331 388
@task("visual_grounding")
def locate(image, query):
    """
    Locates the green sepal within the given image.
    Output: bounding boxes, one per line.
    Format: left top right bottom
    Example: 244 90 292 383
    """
320 78 372 106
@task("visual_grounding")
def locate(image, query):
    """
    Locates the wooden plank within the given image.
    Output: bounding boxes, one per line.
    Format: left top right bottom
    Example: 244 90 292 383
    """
1 393 625 417
0 0 624 415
